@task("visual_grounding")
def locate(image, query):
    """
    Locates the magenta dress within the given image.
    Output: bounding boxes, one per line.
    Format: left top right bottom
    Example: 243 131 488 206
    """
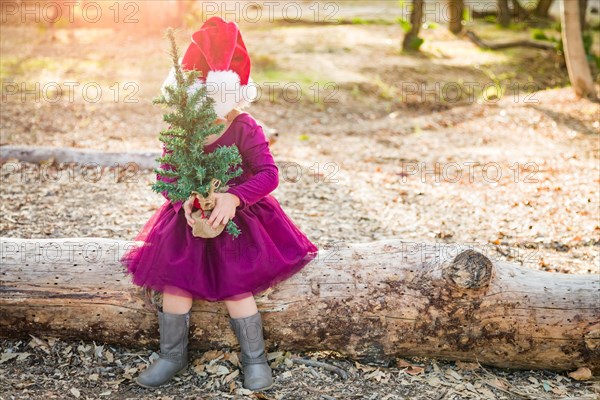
120 113 319 302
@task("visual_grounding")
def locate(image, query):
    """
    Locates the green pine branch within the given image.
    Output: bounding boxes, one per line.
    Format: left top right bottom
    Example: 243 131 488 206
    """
151 28 244 238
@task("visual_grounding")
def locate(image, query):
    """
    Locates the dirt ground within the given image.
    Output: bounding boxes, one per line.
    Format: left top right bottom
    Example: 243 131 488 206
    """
1 7 599 400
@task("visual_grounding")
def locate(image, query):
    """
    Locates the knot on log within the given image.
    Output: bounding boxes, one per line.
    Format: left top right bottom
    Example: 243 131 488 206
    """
443 250 493 290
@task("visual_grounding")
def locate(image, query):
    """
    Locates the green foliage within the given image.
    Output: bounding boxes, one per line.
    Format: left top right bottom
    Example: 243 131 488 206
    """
462 6 471 23
532 29 549 41
397 17 412 33
406 36 424 51
582 33 593 55
151 28 244 238
343 17 397 25
532 28 597 64
484 15 496 24
504 21 529 31
582 33 600 69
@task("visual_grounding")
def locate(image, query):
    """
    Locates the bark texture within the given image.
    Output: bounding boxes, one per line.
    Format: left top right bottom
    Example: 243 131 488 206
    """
0 237 598 373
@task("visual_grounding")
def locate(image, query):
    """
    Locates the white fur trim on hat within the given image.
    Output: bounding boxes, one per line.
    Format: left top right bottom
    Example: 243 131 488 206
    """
205 70 242 119
161 64 258 119
205 71 259 118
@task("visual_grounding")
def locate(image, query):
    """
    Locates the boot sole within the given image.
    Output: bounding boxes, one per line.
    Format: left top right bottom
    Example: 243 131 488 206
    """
247 382 274 392
134 366 188 389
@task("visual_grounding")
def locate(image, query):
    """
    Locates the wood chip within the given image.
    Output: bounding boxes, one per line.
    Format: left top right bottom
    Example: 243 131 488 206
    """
568 367 592 381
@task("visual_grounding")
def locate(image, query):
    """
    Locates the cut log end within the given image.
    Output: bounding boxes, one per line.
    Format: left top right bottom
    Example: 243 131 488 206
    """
443 250 494 290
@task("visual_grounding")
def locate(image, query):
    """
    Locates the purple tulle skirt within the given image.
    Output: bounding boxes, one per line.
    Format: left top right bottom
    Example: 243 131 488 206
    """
120 195 319 302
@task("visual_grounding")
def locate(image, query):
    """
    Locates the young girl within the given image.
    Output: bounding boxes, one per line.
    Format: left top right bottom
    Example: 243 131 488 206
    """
120 17 319 392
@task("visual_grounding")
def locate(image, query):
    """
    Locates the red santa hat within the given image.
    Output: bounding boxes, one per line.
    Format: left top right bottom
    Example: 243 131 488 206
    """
161 16 258 119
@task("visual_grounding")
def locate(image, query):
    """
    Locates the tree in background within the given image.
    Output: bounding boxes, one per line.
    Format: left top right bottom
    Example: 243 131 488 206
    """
498 0 511 27
510 0 529 20
534 0 554 18
470 0 562 25
579 0 589 29
448 0 464 33
560 0 596 99
402 0 425 51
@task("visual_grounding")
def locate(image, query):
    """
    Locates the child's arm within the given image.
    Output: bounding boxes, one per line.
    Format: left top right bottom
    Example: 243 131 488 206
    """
225 124 279 211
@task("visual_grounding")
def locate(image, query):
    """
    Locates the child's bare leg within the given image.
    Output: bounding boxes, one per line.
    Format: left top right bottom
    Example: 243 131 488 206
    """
162 288 193 314
224 293 258 318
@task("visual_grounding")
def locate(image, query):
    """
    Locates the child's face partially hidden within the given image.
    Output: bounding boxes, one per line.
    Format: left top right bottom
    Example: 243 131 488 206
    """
213 109 239 126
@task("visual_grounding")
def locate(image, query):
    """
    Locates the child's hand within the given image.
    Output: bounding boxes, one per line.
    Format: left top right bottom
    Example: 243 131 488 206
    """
183 196 196 227
207 193 240 230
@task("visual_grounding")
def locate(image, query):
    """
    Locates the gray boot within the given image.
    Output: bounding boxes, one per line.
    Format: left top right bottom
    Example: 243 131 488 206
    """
135 308 191 388
229 311 274 391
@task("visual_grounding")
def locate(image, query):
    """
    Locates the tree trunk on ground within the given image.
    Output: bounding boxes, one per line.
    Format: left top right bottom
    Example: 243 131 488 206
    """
0 237 598 373
0 145 161 170
560 0 597 99
466 30 557 51
402 0 425 51
0 127 278 169
498 0 511 26
534 0 554 18
448 0 464 34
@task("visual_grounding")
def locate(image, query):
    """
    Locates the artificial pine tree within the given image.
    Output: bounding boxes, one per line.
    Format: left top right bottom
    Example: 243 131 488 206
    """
151 28 243 238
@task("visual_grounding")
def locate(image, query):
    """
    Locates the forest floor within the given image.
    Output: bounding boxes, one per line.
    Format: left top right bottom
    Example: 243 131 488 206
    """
1 9 599 400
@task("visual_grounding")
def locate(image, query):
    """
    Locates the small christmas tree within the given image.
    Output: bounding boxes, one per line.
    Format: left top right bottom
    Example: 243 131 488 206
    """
151 28 243 238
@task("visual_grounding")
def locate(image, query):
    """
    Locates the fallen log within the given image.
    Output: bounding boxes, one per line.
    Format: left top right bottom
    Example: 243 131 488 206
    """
0 145 160 170
0 237 598 373
0 126 278 169
466 30 557 51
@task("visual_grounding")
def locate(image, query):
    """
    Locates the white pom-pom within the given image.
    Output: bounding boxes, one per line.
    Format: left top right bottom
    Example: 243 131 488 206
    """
242 78 259 102
205 70 243 119
161 64 257 117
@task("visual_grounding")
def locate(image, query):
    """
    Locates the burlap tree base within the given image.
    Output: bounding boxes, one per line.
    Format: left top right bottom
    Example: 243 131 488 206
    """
190 178 227 238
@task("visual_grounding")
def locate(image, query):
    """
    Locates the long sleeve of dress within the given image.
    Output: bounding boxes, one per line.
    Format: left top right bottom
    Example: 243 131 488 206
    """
156 143 184 213
226 124 279 211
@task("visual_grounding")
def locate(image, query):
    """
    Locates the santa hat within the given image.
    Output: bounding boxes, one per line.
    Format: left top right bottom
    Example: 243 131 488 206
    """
161 16 258 119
